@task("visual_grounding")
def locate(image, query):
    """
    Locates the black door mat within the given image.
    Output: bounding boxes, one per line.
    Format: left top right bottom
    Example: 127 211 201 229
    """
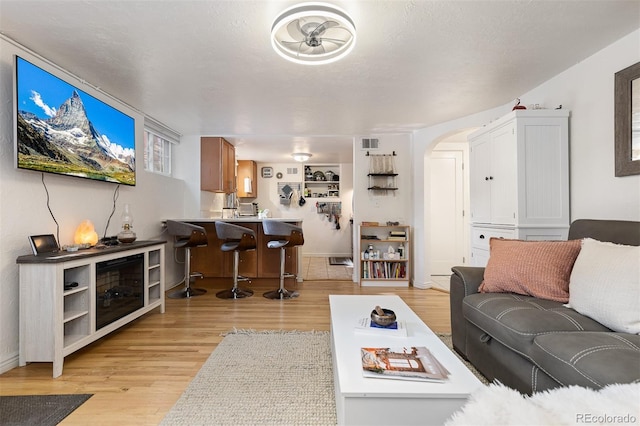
329 257 353 266
0 394 92 426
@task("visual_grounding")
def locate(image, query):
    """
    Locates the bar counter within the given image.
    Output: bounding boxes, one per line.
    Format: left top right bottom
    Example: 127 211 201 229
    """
167 218 302 280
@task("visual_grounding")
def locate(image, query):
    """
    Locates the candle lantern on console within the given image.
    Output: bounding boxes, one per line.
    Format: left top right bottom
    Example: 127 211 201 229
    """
117 203 137 243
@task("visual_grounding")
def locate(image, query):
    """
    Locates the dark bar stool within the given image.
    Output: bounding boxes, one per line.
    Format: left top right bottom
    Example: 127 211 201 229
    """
166 220 208 299
215 221 257 299
262 220 303 300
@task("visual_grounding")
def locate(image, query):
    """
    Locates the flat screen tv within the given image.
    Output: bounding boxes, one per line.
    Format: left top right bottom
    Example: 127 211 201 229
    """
14 55 136 185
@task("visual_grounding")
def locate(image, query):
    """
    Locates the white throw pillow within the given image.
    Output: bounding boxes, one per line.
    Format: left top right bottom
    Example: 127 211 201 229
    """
568 238 640 334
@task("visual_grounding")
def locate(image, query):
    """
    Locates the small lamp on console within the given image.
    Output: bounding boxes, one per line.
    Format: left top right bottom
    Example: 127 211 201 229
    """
74 220 99 246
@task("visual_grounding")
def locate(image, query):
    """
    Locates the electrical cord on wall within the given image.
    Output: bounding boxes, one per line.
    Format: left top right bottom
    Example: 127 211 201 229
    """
102 184 120 240
41 173 60 249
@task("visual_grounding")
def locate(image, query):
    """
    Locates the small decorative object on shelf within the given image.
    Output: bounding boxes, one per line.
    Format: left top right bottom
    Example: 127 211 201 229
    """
512 98 527 110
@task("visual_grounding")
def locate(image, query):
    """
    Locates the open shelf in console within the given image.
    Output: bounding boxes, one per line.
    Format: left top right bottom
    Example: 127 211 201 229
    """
147 248 162 304
63 265 90 344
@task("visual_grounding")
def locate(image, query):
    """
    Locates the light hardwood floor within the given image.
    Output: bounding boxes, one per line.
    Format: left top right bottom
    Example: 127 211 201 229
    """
0 278 451 425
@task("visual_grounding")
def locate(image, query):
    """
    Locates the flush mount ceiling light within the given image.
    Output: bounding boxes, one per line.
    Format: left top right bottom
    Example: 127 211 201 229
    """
271 2 356 65
292 152 312 162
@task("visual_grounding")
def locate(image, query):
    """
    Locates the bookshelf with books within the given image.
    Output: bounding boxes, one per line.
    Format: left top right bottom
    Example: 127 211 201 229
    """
358 224 410 287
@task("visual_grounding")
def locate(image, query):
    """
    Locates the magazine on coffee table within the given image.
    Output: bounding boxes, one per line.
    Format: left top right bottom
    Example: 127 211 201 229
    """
361 346 450 382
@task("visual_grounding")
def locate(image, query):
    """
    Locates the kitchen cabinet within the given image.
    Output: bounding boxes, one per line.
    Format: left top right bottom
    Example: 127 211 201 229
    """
358 224 410 287
468 110 570 266
236 160 258 198
201 137 236 193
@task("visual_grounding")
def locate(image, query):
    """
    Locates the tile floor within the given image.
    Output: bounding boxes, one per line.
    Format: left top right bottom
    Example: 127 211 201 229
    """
302 256 354 281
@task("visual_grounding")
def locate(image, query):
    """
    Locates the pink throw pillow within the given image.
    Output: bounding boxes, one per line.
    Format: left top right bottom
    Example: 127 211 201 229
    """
479 238 582 303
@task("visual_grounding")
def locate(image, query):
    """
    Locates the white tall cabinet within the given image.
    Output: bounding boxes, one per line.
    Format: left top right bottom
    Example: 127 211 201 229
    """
468 110 570 266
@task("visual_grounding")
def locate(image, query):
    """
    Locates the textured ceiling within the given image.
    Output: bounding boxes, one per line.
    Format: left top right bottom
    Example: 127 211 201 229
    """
1 0 638 163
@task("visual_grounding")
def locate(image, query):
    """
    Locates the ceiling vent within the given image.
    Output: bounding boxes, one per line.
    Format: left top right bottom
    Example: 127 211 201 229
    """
361 138 379 150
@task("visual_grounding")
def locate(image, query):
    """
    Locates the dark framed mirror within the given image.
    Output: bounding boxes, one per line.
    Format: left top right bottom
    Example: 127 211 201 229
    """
614 61 640 177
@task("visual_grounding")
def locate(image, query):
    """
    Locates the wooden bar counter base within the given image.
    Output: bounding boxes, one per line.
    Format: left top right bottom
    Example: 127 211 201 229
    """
174 218 302 280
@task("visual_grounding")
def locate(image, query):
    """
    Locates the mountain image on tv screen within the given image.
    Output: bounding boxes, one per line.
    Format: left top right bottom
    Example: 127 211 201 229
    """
15 56 136 185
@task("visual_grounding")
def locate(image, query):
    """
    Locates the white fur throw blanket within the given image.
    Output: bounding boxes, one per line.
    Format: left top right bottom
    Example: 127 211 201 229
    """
446 383 639 426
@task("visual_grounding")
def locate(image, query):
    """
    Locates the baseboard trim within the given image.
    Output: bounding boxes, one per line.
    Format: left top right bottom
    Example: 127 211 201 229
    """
0 352 19 375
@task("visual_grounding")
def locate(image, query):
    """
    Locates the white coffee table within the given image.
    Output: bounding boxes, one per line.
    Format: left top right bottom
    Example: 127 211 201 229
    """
329 294 483 426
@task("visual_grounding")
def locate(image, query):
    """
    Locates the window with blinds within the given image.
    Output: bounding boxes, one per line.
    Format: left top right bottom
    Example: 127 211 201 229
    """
143 117 180 176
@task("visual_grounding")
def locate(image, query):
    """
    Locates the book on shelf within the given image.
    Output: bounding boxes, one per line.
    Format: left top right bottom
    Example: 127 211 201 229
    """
354 317 407 337
360 346 450 382
362 261 406 279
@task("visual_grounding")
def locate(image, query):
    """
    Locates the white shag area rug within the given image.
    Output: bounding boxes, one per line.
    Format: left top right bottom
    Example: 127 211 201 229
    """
446 382 640 426
160 330 336 426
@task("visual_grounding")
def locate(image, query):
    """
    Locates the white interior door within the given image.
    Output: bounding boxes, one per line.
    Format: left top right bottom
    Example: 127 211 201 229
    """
430 151 464 275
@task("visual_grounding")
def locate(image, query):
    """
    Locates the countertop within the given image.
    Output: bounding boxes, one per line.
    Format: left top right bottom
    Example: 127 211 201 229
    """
176 217 303 223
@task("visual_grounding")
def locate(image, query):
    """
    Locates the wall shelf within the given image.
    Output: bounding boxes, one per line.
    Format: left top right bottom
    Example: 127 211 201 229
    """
303 164 340 198
367 173 398 191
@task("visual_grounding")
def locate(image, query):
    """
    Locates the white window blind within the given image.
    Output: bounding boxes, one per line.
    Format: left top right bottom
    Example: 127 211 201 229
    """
143 117 180 176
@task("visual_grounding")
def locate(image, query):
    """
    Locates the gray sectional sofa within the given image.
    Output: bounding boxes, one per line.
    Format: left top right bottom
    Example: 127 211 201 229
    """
450 219 640 395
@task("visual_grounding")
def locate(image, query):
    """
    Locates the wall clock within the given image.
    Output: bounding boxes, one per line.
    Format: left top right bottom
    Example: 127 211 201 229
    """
261 167 273 178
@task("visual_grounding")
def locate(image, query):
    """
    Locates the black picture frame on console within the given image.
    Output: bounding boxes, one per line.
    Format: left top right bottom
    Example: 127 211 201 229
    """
614 61 640 177
28 234 59 255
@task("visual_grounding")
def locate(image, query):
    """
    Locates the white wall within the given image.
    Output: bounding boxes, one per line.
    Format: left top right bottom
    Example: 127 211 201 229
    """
352 134 413 283
518 31 640 220
0 38 186 374
412 29 640 289
253 161 354 257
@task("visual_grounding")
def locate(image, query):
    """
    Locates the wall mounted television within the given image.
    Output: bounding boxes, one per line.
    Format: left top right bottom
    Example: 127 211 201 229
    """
14 55 136 186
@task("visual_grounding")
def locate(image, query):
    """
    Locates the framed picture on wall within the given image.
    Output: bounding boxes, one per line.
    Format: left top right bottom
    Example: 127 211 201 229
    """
614 61 640 177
